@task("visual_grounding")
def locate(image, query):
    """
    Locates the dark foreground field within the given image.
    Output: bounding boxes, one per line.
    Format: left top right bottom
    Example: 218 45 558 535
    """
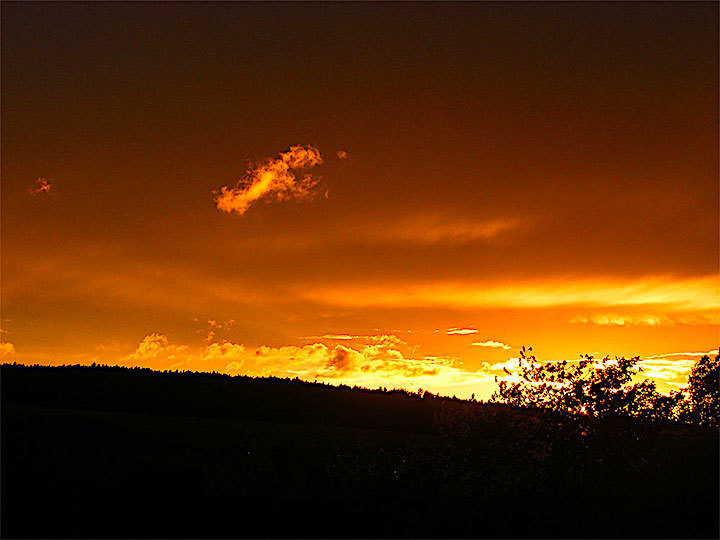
2 365 718 538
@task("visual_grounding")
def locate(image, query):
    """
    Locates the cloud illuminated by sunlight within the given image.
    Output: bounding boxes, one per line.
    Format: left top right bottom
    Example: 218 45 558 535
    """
120 333 492 398
0 342 17 357
486 349 718 395
300 275 719 312
473 340 512 350
446 328 478 335
122 334 188 370
376 215 523 245
214 144 323 214
637 358 696 381
217 340 491 395
570 313 719 326
644 350 718 359
29 177 52 194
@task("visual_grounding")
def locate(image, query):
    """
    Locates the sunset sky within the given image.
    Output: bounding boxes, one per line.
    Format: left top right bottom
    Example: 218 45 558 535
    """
2 2 718 399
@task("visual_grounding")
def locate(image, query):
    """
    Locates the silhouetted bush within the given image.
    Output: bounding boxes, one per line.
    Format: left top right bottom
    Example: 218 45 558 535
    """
490 347 717 426
683 352 720 428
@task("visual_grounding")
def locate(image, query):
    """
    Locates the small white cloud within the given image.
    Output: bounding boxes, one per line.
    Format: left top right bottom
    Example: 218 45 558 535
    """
472 340 511 350
643 350 717 360
446 328 478 335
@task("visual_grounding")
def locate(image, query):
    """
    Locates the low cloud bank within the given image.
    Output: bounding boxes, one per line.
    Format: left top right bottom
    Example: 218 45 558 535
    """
118 333 490 396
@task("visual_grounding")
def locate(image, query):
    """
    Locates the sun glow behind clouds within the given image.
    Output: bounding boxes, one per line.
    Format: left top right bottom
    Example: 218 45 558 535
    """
569 313 719 326
299 275 719 311
115 333 494 398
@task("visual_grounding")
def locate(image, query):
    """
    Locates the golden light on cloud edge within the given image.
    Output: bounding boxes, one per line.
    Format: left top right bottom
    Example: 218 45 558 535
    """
473 340 512 350
569 313 720 326
446 328 478 335
109 333 493 398
298 275 719 312
214 144 323 215
15 331 708 401
0 342 17 357
29 177 52 194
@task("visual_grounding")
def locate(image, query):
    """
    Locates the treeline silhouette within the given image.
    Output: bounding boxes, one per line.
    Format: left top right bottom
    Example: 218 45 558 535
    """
2 362 718 538
491 349 720 427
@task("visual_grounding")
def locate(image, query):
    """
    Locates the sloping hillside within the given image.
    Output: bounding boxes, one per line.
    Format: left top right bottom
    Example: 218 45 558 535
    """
2 364 717 538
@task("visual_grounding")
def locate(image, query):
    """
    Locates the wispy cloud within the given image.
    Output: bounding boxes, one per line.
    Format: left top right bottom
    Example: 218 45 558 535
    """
376 215 523 245
446 328 478 335
472 340 511 350
570 314 666 326
300 334 408 348
570 313 719 326
320 334 355 340
300 275 718 311
214 144 323 215
29 177 52 194
643 350 718 360
95 340 123 352
214 213 526 251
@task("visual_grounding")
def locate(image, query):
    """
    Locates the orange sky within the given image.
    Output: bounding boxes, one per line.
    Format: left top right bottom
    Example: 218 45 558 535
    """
1 2 718 398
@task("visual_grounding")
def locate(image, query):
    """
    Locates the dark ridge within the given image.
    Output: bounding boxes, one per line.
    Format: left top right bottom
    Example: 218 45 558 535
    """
2 364 718 539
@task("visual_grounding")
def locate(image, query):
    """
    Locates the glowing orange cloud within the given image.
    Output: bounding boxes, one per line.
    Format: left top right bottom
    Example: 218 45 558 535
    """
29 177 52 194
122 334 188 370
643 350 718 359
446 328 478 335
473 340 512 350
0 342 17 357
300 275 719 311
214 144 323 214
376 215 523 245
570 313 719 326
119 333 492 398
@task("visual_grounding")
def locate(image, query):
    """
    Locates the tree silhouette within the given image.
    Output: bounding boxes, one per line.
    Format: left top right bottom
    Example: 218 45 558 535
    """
490 347 685 421
683 351 719 428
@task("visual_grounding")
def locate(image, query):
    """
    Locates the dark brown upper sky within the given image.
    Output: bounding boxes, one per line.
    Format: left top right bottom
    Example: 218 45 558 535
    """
2 2 717 397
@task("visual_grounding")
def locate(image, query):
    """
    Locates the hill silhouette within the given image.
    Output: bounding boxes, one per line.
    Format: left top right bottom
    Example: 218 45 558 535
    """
2 364 718 538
